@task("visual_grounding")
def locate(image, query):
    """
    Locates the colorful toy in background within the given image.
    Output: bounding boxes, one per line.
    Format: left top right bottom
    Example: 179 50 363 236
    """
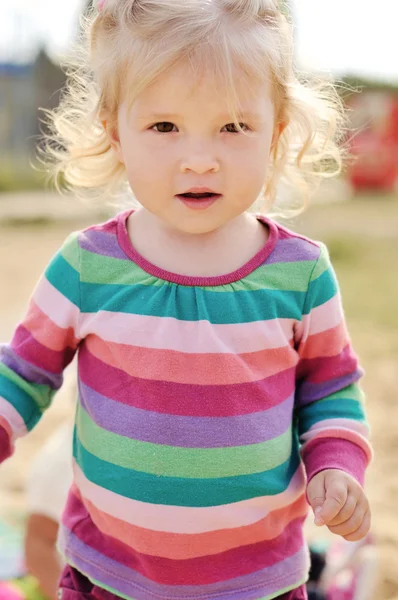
0 519 46 600
307 534 378 600
0 520 25 581
0 578 47 600
347 91 398 193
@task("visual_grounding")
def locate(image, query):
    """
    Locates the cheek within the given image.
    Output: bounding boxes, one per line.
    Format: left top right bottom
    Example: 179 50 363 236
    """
124 138 174 173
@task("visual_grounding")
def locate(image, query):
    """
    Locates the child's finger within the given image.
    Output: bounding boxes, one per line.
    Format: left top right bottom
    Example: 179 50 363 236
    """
328 501 367 536
319 477 348 524
343 509 371 542
306 475 326 525
327 492 357 527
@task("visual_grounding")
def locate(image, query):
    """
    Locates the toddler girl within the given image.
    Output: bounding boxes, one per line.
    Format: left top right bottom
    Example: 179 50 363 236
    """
0 1 373 599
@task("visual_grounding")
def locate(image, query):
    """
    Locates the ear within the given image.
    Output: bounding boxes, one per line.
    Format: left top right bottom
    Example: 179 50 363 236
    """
101 116 124 164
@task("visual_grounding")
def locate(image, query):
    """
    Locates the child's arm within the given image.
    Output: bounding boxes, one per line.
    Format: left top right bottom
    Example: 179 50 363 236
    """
294 243 373 539
0 232 81 463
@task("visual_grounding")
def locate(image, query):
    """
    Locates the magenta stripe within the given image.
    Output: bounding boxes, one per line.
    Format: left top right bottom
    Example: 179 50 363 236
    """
79 345 296 417
60 525 307 600
0 425 12 462
62 492 306 584
296 345 359 384
117 211 280 287
1 345 62 389
78 380 295 447
11 325 75 375
303 437 369 486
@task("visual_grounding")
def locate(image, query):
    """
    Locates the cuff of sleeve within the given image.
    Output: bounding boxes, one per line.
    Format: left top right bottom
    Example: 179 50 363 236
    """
0 425 13 463
303 437 370 487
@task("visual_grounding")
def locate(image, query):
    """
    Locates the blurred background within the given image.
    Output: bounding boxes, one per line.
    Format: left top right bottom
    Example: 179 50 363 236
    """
0 0 397 599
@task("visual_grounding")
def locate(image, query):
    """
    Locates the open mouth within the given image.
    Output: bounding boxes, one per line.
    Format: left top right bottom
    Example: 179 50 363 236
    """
178 192 220 199
176 192 222 210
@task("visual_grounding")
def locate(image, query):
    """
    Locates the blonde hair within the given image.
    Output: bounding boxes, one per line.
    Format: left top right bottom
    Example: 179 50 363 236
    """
42 0 347 216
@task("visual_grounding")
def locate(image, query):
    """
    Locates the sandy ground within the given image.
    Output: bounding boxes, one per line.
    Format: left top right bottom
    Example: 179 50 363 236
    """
0 190 398 598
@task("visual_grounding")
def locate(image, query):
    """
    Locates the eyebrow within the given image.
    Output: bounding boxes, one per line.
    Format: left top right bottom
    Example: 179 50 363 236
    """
136 112 264 122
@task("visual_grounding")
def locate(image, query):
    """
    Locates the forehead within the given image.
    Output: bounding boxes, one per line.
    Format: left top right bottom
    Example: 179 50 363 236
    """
129 59 274 119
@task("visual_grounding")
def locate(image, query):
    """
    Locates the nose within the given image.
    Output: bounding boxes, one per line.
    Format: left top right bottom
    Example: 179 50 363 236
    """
180 143 220 174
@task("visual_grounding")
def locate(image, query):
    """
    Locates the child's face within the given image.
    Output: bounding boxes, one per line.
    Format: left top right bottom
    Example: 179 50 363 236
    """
110 61 279 235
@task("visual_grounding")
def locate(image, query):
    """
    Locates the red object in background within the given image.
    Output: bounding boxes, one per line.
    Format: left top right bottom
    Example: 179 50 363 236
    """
348 93 398 192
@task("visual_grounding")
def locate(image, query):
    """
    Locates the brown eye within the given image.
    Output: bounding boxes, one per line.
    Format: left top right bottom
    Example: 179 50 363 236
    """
152 122 177 133
223 122 249 133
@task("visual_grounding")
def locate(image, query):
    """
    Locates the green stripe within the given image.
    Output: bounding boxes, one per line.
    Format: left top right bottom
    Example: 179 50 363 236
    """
73 431 300 506
76 405 292 478
324 384 365 404
80 282 307 322
304 268 337 314
0 363 53 413
45 254 80 307
310 243 330 281
61 232 80 271
0 369 45 429
80 248 315 293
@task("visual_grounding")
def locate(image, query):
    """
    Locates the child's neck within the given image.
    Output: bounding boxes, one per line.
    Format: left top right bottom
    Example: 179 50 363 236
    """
127 208 269 278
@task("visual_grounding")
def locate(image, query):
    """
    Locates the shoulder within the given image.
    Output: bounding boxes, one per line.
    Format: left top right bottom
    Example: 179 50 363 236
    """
261 216 333 289
76 210 130 257
268 217 324 264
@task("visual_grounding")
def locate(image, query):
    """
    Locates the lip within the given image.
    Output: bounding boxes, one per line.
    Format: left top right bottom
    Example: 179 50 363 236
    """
178 187 221 195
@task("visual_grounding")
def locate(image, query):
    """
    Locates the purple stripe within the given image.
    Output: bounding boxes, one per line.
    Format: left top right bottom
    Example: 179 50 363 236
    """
78 380 295 448
79 346 296 417
296 370 362 406
266 238 320 265
0 344 62 389
60 526 308 600
80 228 128 260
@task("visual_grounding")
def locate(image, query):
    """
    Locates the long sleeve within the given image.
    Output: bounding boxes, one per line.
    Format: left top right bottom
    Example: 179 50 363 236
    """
0 232 81 463
294 243 373 486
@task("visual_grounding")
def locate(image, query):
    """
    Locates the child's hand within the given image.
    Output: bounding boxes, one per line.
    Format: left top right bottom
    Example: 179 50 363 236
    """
306 469 371 542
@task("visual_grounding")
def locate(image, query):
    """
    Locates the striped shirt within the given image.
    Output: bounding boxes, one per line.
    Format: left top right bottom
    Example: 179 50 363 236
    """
0 210 372 600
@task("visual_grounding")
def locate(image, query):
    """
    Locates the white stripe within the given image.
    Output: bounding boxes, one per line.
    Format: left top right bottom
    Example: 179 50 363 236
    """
73 461 306 534
0 396 28 438
33 277 80 332
79 312 295 354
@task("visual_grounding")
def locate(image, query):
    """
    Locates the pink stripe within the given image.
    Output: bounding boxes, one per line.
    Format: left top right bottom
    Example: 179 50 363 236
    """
302 418 369 440
33 277 80 331
85 336 298 385
11 326 75 374
0 396 28 438
80 312 295 354
73 461 307 533
296 295 343 341
301 428 372 463
77 489 308 559
64 496 306 585
298 322 349 360
79 346 296 416
23 300 80 352
296 344 358 385
0 416 13 440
